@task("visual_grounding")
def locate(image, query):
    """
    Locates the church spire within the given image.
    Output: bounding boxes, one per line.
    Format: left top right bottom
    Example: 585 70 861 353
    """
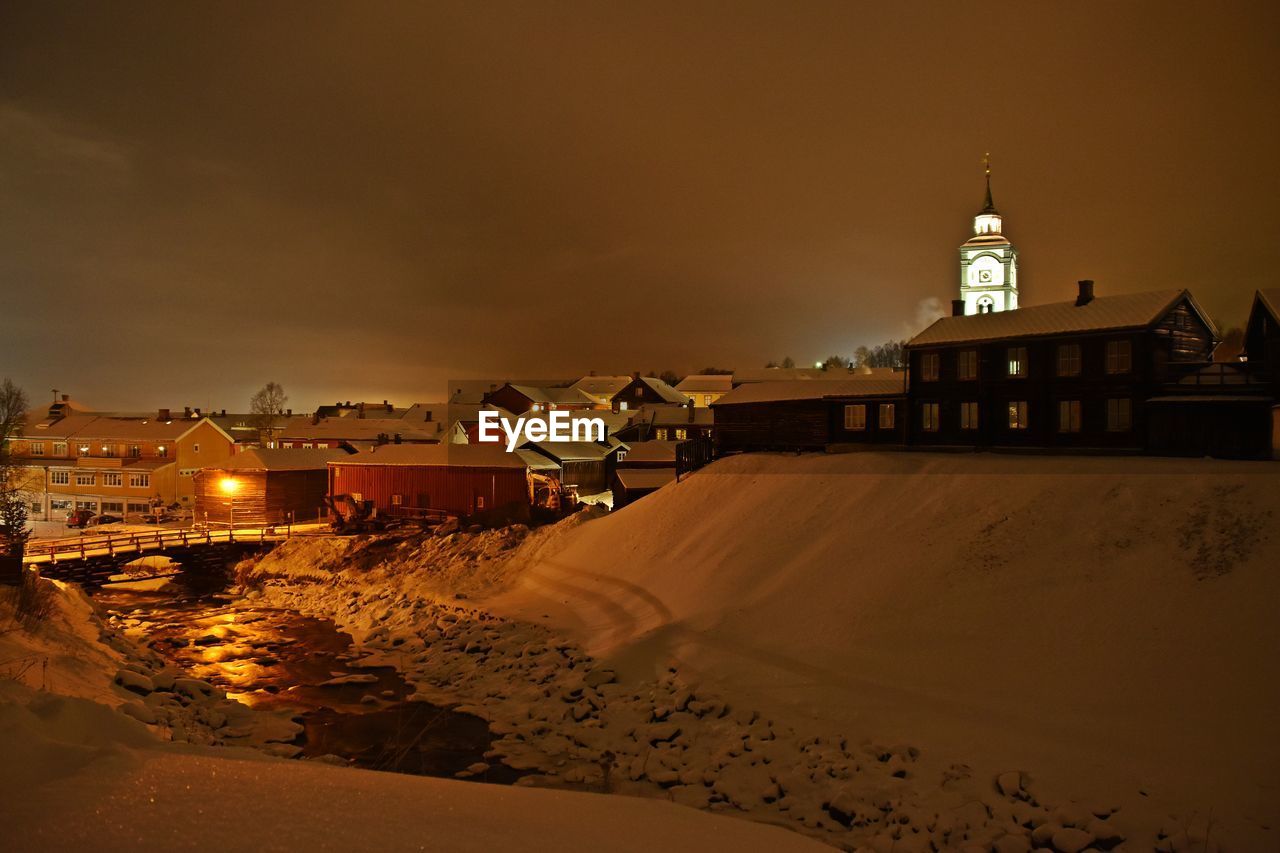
981 153 998 214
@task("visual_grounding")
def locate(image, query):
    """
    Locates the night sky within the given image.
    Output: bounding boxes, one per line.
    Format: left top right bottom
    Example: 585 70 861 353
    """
2 1 1277 410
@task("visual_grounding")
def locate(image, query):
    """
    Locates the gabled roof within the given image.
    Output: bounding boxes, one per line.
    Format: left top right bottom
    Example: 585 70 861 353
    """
619 440 680 463
613 376 689 405
648 406 714 426
675 374 734 393
570 375 632 396
714 378 906 406
330 443 527 469
1255 288 1280 325
907 289 1217 347
520 440 624 463
18 413 234 445
732 366 893 384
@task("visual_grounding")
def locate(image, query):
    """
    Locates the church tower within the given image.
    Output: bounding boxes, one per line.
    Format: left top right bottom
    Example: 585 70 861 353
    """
958 157 1019 314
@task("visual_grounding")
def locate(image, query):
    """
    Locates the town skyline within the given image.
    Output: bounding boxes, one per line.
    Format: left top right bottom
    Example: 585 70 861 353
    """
3 2 1278 408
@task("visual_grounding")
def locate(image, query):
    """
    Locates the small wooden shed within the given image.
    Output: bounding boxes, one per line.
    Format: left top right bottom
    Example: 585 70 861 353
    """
194 447 352 527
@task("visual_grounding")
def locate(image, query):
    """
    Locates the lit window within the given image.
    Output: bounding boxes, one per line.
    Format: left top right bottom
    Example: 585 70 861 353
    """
675 428 688 440
654 428 668 440
960 402 979 430
844 404 867 431
390 494 403 506
920 353 940 382
1106 340 1132 374
128 445 141 457
476 496 486 509
78 445 90 456
1058 400 1082 433
54 442 67 455
302 443 313 449
1107 398 1132 432
1008 401 1029 430
30 442 45 456
1007 347 1027 377
878 403 895 430
157 445 168 458
958 350 978 381
101 445 114 457
1056 344 1082 377
921 403 940 432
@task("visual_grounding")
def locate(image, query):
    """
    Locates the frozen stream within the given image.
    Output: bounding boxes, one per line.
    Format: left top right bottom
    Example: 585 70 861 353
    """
93 577 525 783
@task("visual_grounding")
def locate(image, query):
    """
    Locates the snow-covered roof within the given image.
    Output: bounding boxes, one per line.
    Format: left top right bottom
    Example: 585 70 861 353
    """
221 447 354 471
330 443 527 469
277 416 443 442
732 366 891 384
714 379 906 406
1255 288 1280 325
614 468 677 490
908 289 1215 347
675 374 733 393
570 375 632 396
618 440 680 463
614 377 689 405
520 440 623 462
648 406 714 426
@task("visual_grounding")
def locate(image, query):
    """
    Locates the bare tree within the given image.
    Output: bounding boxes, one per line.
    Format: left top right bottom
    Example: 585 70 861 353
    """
0 379 32 563
250 381 288 445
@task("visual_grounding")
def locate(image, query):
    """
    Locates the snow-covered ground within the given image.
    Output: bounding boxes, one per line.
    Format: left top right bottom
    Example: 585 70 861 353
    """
0 579 823 852
486 452 1280 850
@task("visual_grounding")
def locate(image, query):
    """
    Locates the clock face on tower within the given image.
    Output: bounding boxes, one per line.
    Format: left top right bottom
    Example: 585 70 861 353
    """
978 269 993 283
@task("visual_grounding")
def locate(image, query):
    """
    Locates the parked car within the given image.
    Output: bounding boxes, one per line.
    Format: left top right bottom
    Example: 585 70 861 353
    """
65 509 95 528
91 513 122 526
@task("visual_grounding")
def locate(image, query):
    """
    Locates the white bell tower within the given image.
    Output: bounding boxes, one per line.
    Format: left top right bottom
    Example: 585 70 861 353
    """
958 156 1019 315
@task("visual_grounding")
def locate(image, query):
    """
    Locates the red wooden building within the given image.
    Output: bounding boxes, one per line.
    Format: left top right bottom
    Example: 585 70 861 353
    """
327 443 532 522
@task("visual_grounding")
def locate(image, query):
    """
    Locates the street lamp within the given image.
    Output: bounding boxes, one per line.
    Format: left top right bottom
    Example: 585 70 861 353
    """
219 477 239 536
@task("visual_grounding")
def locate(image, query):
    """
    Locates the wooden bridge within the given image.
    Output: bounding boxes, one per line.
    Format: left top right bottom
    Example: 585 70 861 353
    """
23 524 326 588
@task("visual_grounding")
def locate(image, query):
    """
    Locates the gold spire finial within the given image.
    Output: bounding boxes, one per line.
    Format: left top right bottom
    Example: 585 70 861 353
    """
983 152 991 176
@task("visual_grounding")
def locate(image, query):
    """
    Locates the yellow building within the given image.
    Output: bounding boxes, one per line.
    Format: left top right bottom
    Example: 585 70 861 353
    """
674 374 733 407
10 401 235 522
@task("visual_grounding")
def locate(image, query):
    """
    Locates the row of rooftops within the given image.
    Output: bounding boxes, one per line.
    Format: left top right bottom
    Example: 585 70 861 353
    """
23 285 1279 447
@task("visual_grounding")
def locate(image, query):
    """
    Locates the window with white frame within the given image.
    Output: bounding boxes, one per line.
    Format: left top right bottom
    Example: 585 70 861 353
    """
878 403 895 429
920 353 940 382
75 472 95 486
1007 347 1028 378
957 350 978 381
54 442 67 455
844 404 867 431
1106 340 1132 374
960 402 979 430
1008 401 1029 430
129 473 151 488
51 470 70 486
1056 343 1082 377
103 472 123 487
1058 400 1082 433
1106 398 1132 431
921 402 940 432
77 444 90 456
30 442 45 456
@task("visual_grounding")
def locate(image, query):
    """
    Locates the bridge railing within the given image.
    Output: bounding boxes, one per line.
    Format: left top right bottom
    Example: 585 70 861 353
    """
24 525 297 563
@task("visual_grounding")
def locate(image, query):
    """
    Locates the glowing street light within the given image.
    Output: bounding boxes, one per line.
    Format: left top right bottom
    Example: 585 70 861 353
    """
219 476 240 534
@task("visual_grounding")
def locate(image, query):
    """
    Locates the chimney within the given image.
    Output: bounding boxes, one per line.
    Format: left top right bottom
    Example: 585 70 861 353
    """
158 408 171 421
286 408 292 416
61 393 69 402
220 409 226 417
632 371 640 380
193 407 201 417
385 400 392 412
1076 279 1095 307
357 402 365 419
393 433 402 444
952 299 966 317
183 406 191 418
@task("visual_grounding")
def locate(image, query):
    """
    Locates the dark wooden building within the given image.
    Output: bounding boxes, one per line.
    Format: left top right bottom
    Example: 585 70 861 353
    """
519 439 624 494
195 448 352 527
481 383 594 415
611 376 689 412
905 283 1219 451
616 440 680 469
611 468 677 510
328 443 532 522
712 379 907 453
1243 288 1280 388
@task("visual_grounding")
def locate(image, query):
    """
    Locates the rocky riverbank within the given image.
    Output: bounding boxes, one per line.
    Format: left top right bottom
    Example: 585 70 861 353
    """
235 524 1141 852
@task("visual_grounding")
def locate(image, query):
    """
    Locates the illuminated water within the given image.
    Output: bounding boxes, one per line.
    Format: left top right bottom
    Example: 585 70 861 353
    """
93 578 524 782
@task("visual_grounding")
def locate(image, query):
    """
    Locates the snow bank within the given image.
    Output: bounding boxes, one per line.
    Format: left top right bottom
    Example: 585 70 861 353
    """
487 452 1280 850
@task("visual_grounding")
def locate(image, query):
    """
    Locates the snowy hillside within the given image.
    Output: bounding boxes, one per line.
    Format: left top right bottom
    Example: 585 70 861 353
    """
488 452 1280 849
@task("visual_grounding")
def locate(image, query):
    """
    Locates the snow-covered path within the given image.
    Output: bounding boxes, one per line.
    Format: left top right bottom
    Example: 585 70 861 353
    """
487 452 1280 850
